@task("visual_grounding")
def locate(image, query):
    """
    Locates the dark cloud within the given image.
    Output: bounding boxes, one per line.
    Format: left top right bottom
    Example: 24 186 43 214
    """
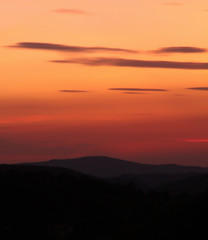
53 8 93 15
60 90 91 93
154 46 207 54
50 57 208 70
163 3 183 6
109 88 168 92
186 87 208 91
8 42 137 54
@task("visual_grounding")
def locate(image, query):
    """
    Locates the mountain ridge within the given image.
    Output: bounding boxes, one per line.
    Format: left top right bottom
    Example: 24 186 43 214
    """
20 156 208 178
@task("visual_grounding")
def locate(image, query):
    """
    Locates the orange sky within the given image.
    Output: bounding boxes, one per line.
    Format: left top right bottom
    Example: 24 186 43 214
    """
1 0 208 165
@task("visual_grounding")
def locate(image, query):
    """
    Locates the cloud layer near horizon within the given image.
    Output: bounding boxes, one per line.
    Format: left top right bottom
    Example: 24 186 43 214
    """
8 42 137 54
50 57 208 70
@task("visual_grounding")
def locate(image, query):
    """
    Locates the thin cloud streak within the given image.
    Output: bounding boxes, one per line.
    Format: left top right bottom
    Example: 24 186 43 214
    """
8 42 137 54
60 90 91 93
153 46 207 54
186 87 208 91
50 57 208 70
183 139 208 143
0 115 50 124
109 88 168 92
53 8 93 15
122 92 146 95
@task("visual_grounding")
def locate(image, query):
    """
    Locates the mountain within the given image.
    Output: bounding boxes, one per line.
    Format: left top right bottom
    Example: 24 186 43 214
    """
22 156 208 178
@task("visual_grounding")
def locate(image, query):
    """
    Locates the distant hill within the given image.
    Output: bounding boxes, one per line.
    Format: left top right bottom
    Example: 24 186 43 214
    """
21 156 208 178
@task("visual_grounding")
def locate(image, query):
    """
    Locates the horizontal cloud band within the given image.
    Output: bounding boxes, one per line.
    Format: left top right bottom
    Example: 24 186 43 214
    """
8 42 207 56
122 92 145 94
8 42 137 54
187 87 208 91
60 90 91 93
109 88 168 92
154 46 207 54
50 57 208 70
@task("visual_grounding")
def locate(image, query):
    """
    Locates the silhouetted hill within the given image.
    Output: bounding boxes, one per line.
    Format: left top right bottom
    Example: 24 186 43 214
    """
23 156 208 177
0 164 83 177
160 173 208 195
0 164 125 239
1 164 208 239
108 173 199 190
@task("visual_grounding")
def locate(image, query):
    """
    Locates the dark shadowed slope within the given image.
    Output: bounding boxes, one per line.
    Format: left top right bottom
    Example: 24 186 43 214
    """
0 164 134 239
2 164 208 239
108 173 200 190
160 173 208 195
0 164 82 177
21 156 208 178
109 173 208 195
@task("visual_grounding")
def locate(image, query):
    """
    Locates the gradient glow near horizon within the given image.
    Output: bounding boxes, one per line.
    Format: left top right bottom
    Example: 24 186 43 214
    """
1 0 208 165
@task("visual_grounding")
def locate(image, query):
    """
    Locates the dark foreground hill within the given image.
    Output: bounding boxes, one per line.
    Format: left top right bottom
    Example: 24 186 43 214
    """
108 173 200 190
22 156 208 177
1 164 208 240
110 173 208 195
160 173 208 195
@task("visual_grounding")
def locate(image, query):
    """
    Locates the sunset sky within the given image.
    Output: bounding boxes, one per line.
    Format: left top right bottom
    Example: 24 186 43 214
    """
1 0 208 165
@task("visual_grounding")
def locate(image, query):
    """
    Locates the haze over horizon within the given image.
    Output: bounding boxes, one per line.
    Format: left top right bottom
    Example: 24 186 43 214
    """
1 0 208 166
